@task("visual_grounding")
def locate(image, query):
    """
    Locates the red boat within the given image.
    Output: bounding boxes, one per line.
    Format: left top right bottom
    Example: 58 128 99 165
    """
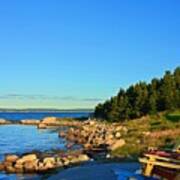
139 147 180 180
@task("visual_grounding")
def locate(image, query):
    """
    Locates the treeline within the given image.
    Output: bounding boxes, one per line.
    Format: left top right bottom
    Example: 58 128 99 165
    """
94 67 180 122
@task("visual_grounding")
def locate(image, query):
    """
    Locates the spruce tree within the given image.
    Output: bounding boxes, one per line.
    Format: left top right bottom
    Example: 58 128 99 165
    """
94 66 180 122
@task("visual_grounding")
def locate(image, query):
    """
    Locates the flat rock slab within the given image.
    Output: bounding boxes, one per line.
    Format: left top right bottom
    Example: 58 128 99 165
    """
48 162 140 180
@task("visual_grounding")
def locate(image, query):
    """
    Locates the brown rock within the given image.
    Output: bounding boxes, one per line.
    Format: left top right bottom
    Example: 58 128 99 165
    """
41 117 58 125
15 166 24 173
115 126 123 131
108 139 126 151
24 160 38 173
62 158 70 166
142 131 150 136
43 162 54 169
43 157 56 165
20 119 40 125
0 163 5 171
115 132 121 138
16 154 37 164
106 134 114 141
84 143 92 149
55 158 63 167
77 154 89 162
6 166 15 173
122 127 128 133
0 119 11 125
59 131 66 138
4 161 13 168
106 139 114 145
5 155 19 163
78 138 87 144
88 121 96 126
14 163 23 170
0 119 7 124
69 157 79 164
38 123 47 129
67 134 76 142
37 162 47 172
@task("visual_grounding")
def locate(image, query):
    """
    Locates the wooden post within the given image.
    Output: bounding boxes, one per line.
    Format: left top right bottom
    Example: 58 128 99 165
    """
144 156 156 176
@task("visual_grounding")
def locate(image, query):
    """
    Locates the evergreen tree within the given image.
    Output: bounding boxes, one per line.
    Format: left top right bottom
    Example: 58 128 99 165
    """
147 79 159 114
174 67 180 108
159 71 176 110
117 89 130 120
94 67 180 122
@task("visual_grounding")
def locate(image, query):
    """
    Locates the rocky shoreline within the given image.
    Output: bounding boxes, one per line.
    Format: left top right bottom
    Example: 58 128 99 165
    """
59 120 127 153
0 151 90 174
0 117 127 175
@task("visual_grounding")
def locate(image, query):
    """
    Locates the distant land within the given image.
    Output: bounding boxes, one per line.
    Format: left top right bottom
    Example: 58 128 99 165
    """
0 108 94 113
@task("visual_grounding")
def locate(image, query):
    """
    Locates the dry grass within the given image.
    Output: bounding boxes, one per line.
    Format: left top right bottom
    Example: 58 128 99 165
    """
111 111 180 159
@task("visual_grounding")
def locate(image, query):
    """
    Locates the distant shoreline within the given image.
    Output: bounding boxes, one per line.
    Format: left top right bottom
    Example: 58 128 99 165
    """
0 109 94 113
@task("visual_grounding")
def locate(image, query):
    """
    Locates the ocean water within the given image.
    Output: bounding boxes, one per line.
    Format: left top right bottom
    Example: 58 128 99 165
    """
0 111 90 121
0 112 90 179
0 125 66 161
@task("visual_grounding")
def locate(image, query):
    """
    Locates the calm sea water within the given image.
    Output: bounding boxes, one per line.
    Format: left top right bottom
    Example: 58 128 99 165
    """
0 111 90 121
0 125 66 161
0 112 90 180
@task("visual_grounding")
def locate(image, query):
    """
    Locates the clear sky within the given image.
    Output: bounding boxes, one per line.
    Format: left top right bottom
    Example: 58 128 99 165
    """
0 0 179 109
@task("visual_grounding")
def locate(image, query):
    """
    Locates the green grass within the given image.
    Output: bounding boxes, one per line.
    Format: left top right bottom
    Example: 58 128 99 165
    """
165 110 180 122
111 110 180 159
111 144 143 159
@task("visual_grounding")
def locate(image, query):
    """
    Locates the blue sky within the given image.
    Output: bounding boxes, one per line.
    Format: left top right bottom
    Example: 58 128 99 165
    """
0 0 179 109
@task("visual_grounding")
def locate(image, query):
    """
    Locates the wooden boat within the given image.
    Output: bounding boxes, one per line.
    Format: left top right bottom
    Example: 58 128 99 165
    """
139 146 180 180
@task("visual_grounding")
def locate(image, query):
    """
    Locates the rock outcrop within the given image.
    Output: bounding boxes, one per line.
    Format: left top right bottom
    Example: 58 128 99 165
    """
59 120 127 152
0 152 90 174
20 119 40 125
0 119 11 125
38 117 82 129
41 117 58 125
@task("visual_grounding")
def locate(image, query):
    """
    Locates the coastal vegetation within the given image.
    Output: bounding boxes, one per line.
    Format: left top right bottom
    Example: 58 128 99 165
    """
94 67 180 122
94 67 180 158
111 111 180 158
